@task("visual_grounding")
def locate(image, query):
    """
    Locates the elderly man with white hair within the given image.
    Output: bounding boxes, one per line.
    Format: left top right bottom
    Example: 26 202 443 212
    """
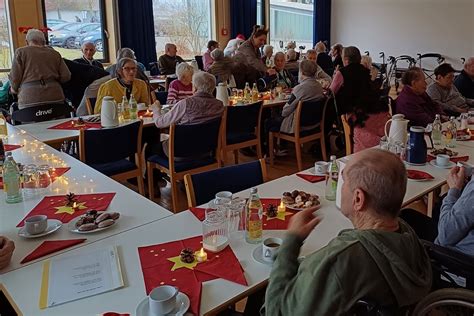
454 57 474 99
158 43 185 75
73 41 103 69
285 48 299 74
261 149 432 315
152 71 224 158
9 29 71 109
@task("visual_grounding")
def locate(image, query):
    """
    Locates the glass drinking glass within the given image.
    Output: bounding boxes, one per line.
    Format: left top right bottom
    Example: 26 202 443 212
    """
36 165 52 188
227 197 246 236
202 207 229 252
379 136 389 151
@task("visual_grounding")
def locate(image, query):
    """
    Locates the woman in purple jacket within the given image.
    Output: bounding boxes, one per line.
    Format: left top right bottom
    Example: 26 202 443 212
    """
396 67 446 127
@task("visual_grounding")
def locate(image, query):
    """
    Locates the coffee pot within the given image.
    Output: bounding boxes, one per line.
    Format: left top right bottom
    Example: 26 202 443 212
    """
216 83 230 106
385 114 409 145
406 126 427 165
101 96 119 128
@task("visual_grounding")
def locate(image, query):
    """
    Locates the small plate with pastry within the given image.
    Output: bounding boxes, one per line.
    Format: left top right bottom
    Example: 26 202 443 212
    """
281 190 320 211
68 210 120 234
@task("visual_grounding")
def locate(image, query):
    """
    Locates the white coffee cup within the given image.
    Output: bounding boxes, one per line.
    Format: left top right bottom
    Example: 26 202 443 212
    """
457 161 473 178
149 285 178 315
262 237 283 262
314 161 329 175
24 215 48 235
137 103 147 111
436 154 450 166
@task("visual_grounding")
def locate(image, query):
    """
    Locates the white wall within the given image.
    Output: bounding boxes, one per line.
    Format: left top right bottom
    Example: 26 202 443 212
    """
331 0 474 70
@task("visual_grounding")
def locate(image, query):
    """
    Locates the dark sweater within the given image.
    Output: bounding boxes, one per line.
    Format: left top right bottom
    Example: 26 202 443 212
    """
158 54 185 75
73 56 104 69
337 63 373 114
396 85 444 127
317 52 334 77
454 70 474 99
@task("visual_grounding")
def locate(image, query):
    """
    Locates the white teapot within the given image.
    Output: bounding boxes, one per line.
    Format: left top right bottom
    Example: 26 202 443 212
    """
385 114 409 145
216 83 229 106
101 96 119 128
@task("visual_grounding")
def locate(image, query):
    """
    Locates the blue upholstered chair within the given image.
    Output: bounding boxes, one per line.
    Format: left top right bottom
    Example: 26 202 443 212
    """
154 91 168 105
79 120 145 195
11 102 74 125
184 159 267 208
269 98 328 170
194 55 204 71
146 117 222 212
221 101 263 165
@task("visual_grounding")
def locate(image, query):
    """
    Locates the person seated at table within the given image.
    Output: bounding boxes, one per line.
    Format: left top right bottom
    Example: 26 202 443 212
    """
208 49 236 85
263 60 324 154
203 40 219 71
271 52 297 89
435 166 474 257
396 67 446 127
427 63 473 115
73 41 104 69
158 43 185 75
76 74 111 116
234 25 276 87
166 63 194 104
261 149 432 315
361 55 379 82
0 236 14 270
151 71 224 158
106 48 148 83
9 29 71 110
223 34 245 57
314 41 334 77
330 43 344 70
261 44 273 65
454 57 474 99
305 49 332 87
284 48 299 74
95 57 150 114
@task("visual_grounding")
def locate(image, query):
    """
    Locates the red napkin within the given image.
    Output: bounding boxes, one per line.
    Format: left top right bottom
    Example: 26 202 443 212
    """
4 144 22 151
48 119 101 130
17 192 116 227
407 170 434 180
427 155 469 163
189 199 293 230
138 236 247 315
20 239 86 263
0 167 70 190
296 173 326 183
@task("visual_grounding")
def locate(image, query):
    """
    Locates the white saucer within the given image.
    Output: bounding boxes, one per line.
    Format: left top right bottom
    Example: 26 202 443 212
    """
18 219 62 238
308 167 327 176
252 245 273 266
136 292 190 316
429 160 455 169
67 213 118 234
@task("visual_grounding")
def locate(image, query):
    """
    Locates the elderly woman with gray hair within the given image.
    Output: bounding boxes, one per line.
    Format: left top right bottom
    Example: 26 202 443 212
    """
166 63 194 104
94 57 150 114
208 49 236 84
9 29 71 109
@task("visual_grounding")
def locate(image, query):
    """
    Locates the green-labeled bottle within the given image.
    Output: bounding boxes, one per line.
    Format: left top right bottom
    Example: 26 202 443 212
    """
245 187 263 244
129 94 138 120
3 152 22 203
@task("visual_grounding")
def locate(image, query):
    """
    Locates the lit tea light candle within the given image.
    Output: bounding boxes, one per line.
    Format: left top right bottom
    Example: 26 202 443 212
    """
72 202 78 210
278 200 286 213
195 248 207 262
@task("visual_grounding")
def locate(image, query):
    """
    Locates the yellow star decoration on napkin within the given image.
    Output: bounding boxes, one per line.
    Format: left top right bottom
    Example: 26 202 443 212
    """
54 202 87 215
167 255 199 271
265 211 293 221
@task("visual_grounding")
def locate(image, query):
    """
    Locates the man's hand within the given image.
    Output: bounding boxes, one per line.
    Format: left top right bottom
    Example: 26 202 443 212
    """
266 68 277 76
287 205 322 240
447 166 465 190
0 236 15 270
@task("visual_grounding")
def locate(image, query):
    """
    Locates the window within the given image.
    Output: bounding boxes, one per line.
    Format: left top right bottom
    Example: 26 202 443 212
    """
0 0 12 80
268 0 313 52
152 0 213 60
42 0 107 61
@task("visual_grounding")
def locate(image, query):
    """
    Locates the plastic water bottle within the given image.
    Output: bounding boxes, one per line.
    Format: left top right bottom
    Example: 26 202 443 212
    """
445 116 457 148
432 114 442 147
325 155 339 201
129 94 138 119
252 83 259 102
245 187 263 244
3 152 22 203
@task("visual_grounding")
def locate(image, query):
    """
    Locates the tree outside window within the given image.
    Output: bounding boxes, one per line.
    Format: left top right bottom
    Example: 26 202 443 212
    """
152 0 212 60
0 0 12 80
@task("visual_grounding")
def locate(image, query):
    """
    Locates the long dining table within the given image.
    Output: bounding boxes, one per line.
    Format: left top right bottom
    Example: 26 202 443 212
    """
0 121 473 315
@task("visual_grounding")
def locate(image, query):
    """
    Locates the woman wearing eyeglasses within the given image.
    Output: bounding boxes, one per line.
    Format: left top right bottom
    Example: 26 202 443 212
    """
95 57 150 114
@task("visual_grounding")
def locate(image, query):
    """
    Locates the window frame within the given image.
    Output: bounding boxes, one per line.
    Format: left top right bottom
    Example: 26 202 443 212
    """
40 0 109 63
0 0 14 73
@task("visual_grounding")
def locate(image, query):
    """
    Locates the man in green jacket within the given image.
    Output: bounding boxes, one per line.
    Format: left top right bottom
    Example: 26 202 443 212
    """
264 149 432 315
